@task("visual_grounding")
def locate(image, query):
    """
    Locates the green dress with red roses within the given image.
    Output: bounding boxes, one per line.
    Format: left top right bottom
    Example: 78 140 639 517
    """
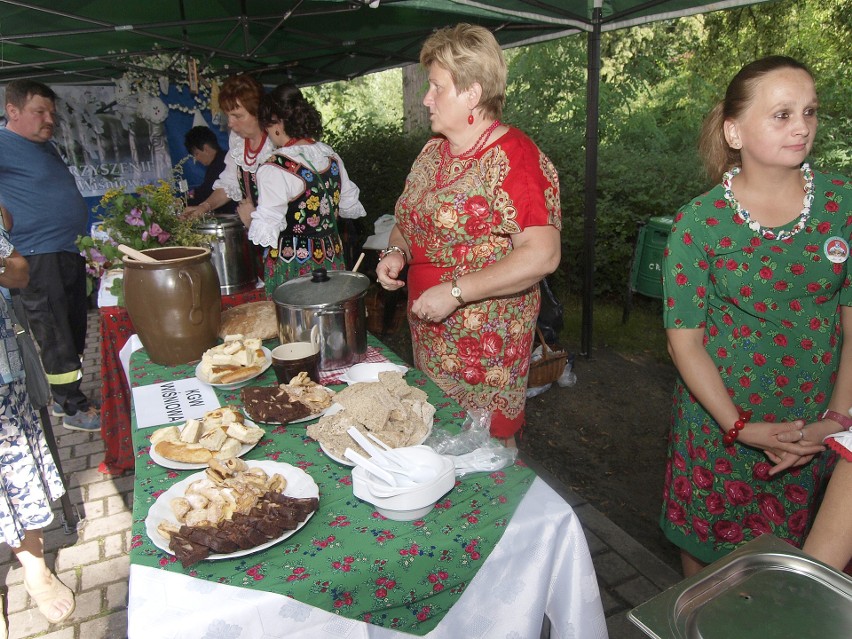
661 168 851 563
394 127 561 438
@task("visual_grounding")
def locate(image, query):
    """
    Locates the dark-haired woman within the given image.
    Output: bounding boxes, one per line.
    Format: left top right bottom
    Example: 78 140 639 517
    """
183 74 274 220
661 55 850 576
237 84 366 296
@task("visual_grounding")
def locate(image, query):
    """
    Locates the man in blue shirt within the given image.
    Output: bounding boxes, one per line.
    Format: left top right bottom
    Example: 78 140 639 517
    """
0 79 99 431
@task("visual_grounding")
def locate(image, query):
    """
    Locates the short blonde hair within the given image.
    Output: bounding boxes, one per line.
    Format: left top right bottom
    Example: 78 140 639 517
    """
420 23 506 119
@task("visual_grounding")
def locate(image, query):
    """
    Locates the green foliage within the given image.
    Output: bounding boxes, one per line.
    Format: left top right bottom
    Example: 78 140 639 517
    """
294 0 851 313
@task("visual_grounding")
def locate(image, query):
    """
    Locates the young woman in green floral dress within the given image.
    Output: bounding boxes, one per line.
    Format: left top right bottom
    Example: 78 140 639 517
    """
661 56 851 576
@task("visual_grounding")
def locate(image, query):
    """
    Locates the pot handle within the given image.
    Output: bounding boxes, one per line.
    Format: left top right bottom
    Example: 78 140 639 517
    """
310 324 321 354
179 269 204 325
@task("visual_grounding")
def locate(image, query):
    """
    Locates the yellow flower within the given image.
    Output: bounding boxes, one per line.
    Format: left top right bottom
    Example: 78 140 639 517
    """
306 195 320 211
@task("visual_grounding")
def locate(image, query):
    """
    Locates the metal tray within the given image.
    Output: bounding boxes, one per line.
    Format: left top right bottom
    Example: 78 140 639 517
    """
629 535 852 638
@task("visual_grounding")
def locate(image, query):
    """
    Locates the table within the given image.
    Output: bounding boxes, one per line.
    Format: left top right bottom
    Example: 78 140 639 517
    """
128 477 606 638
124 339 607 638
98 286 265 474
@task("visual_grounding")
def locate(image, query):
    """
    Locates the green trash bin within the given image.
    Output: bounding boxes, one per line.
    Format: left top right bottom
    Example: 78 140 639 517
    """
628 215 673 299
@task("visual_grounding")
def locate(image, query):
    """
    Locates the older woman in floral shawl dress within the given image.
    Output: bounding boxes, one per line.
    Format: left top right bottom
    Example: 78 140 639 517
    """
376 24 561 443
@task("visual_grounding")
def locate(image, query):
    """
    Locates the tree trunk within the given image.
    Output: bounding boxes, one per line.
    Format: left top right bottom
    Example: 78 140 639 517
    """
402 64 429 135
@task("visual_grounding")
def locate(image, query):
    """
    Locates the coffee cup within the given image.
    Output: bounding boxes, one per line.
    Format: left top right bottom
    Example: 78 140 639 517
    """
271 342 320 384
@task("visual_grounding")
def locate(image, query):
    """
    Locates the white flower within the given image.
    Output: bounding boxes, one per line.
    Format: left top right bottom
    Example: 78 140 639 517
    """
748 221 761 232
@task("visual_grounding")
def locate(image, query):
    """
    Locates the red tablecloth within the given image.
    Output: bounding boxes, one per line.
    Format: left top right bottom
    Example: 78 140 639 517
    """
99 287 265 475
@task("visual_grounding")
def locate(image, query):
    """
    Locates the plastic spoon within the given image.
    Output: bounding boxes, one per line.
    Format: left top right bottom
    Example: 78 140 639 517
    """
343 448 398 487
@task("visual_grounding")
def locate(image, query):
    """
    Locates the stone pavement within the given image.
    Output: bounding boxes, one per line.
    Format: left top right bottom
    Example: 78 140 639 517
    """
0 309 682 639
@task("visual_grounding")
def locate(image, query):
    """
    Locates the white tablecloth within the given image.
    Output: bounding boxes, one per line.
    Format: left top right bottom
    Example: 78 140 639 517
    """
127 477 608 638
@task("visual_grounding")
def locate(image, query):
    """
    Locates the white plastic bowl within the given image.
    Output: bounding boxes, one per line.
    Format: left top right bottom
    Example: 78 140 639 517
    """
351 446 455 521
339 362 408 385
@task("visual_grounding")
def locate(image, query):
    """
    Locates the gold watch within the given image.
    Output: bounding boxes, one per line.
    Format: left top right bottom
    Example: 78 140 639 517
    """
450 276 465 305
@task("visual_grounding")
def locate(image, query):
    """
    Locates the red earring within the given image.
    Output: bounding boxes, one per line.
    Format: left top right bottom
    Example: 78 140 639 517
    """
468 113 474 125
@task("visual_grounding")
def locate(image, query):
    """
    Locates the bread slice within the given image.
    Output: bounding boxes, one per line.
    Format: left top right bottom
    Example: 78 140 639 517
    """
155 441 214 464
180 419 203 443
198 427 228 451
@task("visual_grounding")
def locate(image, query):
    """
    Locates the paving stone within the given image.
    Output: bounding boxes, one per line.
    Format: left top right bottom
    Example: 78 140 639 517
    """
88 480 121 500
5 583 29 614
107 494 130 516
583 528 607 556
82 498 106 520
80 511 133 541
73 440 108 457
56 540 101 571
599 585 625 617
104 533 125 558
614 575 664 608
68 468 109 488
592 550 639 587
5 608 50 638
78 608 127 639
72 588 103 620
60 455 89 473
106 580 128 611
605 609 653 639
80 555 129 591
29 625 75 639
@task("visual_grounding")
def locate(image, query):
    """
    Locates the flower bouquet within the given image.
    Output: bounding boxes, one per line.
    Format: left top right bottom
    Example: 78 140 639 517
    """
77 161 210 305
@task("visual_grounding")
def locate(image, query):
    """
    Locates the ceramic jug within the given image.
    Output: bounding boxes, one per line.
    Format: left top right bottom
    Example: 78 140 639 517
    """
123 246 221 366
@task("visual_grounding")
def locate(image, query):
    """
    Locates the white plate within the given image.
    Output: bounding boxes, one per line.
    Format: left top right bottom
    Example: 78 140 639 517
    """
145 460 319 561
148 419 261 470
195 347 272 390
338 362 409 385
318 404 432 466
240 385 337 425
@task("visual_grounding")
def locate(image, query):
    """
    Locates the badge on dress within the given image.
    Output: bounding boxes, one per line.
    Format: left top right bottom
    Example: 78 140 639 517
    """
823 236 850 263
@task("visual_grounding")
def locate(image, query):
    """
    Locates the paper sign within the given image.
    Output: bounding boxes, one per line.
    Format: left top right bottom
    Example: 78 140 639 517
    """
132 378 221 429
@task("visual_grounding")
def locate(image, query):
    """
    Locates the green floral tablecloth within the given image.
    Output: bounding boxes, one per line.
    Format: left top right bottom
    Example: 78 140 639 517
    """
128 337 535 635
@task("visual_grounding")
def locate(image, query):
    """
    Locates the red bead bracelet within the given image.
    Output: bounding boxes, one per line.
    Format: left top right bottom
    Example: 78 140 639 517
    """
722 409 753 446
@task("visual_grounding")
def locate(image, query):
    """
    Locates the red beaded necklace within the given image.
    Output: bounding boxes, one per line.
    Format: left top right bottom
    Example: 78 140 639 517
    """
243 132 268 167
436 120 501 189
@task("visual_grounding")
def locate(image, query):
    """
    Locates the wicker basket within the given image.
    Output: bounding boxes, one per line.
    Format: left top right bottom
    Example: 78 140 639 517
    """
528 325 568 387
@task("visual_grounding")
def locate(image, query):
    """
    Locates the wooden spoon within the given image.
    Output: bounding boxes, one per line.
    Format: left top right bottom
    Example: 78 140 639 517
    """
117 244 157 262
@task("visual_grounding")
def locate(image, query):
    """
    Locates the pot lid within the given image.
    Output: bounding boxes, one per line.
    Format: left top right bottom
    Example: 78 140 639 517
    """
272 268 369 307
194 214 244 230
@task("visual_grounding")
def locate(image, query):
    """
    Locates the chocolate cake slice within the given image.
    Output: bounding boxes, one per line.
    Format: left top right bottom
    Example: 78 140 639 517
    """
166 490 319 567
241 385 312 423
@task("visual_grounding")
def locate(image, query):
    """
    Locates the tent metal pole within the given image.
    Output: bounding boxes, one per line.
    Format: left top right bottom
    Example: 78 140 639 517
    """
580 3 602 357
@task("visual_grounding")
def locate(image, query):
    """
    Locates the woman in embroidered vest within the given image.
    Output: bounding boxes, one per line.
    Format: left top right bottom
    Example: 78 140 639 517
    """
0 208 74 632
375 24 561 446
237 84 367 297
660 56 851 576
183 74 275 220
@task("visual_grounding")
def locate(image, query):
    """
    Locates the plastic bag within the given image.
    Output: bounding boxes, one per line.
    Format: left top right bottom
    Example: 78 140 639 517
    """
557 354 577 387
427 410 517 476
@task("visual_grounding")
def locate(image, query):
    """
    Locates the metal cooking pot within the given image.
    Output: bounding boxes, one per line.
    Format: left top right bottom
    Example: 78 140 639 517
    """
272 268 370 371
195 214 256 294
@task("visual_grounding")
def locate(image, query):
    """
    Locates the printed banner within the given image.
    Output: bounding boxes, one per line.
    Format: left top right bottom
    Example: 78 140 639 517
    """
0 85 173 197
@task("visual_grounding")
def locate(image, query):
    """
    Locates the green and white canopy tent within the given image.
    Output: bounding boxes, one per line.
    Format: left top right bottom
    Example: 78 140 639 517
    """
0 0 772 351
